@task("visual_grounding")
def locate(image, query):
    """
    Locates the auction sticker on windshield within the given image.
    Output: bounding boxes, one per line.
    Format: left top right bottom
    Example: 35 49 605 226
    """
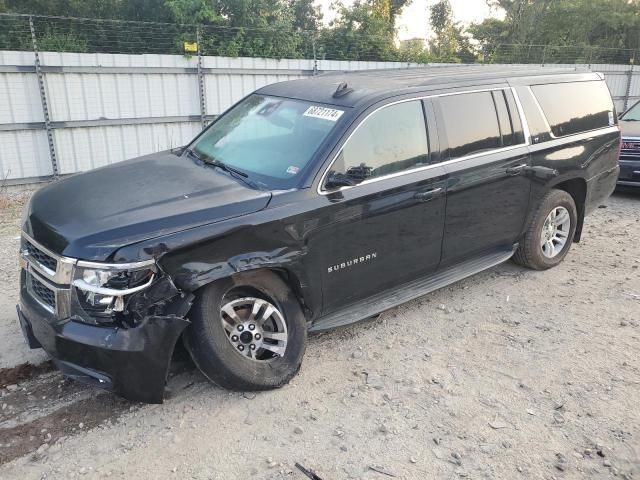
303 106 344 122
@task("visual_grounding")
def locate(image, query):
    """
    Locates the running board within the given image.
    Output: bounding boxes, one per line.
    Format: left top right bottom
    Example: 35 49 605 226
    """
310 246 517 332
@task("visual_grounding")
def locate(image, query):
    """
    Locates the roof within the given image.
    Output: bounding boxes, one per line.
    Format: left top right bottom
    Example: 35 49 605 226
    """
257 65 600 108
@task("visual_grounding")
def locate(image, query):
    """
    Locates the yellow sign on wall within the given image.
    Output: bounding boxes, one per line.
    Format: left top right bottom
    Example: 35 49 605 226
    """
184 42 198 53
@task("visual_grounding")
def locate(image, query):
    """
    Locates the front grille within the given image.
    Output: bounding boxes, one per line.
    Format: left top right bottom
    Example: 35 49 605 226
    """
621 140 640 159
23 238 58 273
27 272 56 312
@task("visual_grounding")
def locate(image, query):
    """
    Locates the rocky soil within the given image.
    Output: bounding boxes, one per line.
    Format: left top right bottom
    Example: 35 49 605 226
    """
0 188 638 479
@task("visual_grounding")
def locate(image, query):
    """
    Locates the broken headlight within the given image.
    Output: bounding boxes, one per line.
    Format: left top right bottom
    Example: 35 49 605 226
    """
72 260 156 315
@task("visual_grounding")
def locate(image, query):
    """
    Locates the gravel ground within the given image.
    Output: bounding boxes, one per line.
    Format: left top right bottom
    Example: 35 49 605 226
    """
0 187 638 479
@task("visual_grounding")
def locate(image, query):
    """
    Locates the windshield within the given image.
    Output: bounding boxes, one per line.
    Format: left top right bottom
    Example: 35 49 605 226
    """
622 101 640 121
189 94 345 189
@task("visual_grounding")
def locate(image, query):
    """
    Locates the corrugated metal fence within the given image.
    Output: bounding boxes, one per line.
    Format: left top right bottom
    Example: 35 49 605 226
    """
0 51 427 183
0 51 638 184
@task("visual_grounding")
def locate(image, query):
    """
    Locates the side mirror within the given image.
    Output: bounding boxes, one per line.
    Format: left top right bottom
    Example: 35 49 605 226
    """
324 171 357 190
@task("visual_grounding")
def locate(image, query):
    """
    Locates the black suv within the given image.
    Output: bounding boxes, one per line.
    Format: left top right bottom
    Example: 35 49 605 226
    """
17 67 620 403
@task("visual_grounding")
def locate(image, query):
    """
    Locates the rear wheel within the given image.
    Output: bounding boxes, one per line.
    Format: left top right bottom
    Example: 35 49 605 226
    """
513 189 577 270
183 271 307 391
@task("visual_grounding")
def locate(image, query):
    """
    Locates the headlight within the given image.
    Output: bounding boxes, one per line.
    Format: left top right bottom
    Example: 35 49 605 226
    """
72 261 156 314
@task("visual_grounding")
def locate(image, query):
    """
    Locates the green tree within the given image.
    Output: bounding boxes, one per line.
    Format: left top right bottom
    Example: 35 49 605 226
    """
428 0 475 62
120 0 174 22
318 0 410 61
398 38 431 63
164 0 221 24
290 0 322 33
472 0 640 64
209 0 308 58
3 0 122 18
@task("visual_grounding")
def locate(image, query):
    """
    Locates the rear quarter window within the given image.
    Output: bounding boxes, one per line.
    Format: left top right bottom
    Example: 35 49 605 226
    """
531 81 615 137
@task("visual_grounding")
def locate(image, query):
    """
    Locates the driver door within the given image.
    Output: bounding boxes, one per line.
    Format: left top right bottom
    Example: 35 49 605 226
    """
312 99 447 314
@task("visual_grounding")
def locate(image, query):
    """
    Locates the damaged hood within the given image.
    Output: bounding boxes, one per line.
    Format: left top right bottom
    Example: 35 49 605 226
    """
23 152 272 261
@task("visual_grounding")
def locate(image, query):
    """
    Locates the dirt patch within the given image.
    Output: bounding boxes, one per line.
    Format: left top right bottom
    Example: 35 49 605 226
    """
0 361 54 389
1 391 134 465
0 347 196 466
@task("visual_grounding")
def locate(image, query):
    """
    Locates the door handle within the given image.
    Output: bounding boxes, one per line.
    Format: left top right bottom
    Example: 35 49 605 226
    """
505 164 528 176
414 187 444 202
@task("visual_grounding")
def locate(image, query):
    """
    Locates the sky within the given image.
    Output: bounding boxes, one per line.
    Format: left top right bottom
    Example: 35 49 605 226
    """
317 0 504 40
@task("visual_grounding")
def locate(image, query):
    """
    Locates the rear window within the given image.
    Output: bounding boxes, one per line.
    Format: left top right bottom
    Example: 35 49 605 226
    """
531 81 614 137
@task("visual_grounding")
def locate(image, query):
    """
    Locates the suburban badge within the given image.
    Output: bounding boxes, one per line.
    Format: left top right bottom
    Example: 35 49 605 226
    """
327 253 378 273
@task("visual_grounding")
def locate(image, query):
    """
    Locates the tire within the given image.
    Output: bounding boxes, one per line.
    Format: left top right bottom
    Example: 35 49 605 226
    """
183 270 307 391
513 189 578 270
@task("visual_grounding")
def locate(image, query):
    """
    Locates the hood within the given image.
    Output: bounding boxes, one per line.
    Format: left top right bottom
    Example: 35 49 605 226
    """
23 152 272 261
620 119 640 138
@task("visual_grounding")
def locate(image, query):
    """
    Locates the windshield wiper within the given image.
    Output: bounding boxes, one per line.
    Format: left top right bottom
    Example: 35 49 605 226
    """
185 147 263 190
185 148 248 177
205 158 249 178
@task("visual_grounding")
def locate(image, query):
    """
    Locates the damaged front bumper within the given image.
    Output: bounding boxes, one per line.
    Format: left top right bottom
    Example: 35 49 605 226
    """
17 284 189 403
17 232 191 403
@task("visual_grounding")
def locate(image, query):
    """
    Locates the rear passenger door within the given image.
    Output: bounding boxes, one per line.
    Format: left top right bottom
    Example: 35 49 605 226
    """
434 89 531 266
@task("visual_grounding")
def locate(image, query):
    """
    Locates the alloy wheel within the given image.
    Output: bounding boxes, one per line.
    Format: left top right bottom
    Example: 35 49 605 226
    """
540 206 571 259
220 297 288 362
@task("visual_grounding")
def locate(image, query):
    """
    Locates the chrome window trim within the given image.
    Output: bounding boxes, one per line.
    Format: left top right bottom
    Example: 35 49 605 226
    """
527 126 620 154
317 87 530 196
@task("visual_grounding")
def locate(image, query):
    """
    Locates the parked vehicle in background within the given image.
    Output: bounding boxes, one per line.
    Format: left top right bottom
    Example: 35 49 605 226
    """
618 100 640 187
17 67 620 403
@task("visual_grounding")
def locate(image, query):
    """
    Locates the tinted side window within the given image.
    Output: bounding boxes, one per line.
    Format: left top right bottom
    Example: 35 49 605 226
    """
438 92 502 159
531 81 614 137
329 101 429 183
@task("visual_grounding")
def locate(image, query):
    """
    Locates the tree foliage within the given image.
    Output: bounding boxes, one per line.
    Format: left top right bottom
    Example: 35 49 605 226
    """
471 0 640 64
1 0 639 64
428 0 474 62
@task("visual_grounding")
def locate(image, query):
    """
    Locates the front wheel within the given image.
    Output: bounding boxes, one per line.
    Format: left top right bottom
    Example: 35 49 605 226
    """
183 270 307 391
513 189 578 270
